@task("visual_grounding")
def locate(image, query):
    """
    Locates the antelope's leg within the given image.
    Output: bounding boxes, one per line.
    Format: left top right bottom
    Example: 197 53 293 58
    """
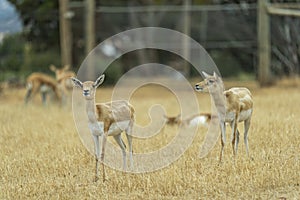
92 135 100 181
113 135 127 170
219 121 226 162
230 122 240 156
25 82 40 104
126 120 134 168
24 87 32 104
231 113 240 156
244 117 251 157
101 122 111 182
41 90 47 106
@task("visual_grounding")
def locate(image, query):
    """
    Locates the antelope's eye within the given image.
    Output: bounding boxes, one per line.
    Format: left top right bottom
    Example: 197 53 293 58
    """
208 79 214 84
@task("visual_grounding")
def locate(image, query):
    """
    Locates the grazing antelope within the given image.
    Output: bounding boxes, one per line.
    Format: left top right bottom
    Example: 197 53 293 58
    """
71 74 134 182
50 65 76 104
163 113 211 128
195 71 253 162
25 72 61 105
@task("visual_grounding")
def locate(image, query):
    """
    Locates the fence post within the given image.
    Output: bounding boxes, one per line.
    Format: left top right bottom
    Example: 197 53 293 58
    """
182 0 191 77
59 0 72 67
258 0 271 86
85 0 96 79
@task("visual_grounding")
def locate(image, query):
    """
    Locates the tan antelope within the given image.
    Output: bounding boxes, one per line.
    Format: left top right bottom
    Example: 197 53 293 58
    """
71 74 134 182
50 65 76 104
25 72 61 105
195 71 253 162
163 113 212 128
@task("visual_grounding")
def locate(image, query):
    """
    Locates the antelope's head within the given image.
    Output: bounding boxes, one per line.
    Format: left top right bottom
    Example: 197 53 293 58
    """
195 71 222 93
163 114 181 126
71 74 105 100
50 65 71 82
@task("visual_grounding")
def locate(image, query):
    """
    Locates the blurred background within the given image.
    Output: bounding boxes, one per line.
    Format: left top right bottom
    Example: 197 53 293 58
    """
0 0 300 87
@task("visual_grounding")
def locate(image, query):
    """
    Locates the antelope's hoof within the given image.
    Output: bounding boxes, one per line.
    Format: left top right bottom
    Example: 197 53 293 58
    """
102 177 109 182
93 176 99 182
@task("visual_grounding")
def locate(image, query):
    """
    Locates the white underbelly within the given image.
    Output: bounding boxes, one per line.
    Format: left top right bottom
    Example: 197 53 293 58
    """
225 109 252 122
88 120 130 136
188 116 208 127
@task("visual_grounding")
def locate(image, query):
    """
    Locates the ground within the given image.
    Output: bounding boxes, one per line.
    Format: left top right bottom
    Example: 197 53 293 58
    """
0 80 299 199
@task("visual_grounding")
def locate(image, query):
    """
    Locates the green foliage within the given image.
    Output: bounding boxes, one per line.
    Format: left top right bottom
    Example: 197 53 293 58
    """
0 34 25 73
103 61 123 85
8 0 59 51
22 49 61 74
0 33 60 82
210 50 242 77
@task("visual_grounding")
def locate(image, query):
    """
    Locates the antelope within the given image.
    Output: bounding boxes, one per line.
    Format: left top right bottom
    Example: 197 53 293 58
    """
195 71 253 162
163 113 212 128
71 74 134 182
25 72 61 105
50 65 76 104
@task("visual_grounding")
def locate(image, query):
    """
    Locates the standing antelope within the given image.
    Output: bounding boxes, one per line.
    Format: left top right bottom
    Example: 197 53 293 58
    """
195 71 253 162
25 72 61 105
163 113 212 128
50 65 76 104
71 74 134 182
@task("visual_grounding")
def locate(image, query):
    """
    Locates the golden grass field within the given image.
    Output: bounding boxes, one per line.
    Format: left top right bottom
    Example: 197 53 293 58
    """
1 80 299 199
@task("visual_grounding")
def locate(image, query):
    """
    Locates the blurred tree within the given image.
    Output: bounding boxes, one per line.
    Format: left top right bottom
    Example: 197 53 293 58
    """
8 0 59 51
0 34 24 72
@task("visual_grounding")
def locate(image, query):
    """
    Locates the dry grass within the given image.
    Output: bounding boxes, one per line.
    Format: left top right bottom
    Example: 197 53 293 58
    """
1 81 299 199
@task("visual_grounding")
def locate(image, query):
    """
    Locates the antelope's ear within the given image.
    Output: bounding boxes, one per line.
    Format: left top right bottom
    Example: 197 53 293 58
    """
202 71 210 78
93 74 105 88
213 71 219 79
50 65 57 72
63 65 70 71
71 77 83 89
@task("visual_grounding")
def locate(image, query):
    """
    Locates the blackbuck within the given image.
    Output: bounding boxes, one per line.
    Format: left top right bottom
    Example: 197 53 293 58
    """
25 72 61 105
195 71 253 162
71 75 134 182
50 65 76 104
164 113 211 128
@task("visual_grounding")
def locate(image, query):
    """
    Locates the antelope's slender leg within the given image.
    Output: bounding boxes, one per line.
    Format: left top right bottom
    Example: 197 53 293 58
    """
101 122 111 182
24 88 32 104
93 135 100 182
25 82 40 104
244 117 251 157
219 121 226 162
113 135 127 170
126 120 134 168
41 91 47 106
231 113 240 156
230 121 240 156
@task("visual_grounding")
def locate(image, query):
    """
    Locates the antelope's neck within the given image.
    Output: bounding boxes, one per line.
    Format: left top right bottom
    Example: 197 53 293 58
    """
85 99 98 123
210 89 226 120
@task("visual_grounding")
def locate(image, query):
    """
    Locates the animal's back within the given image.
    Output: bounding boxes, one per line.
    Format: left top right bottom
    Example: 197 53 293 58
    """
95 100 135 122
225 87 253 110
27 72 57 87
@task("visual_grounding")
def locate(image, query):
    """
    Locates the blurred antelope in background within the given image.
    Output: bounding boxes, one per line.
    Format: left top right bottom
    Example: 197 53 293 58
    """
71 74 134 182
164 113 211 128
195 71 253 162
24 72 61 105
50 65 75 105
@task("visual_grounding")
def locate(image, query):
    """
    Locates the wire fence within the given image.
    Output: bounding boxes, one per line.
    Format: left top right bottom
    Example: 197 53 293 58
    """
69 2 300 78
